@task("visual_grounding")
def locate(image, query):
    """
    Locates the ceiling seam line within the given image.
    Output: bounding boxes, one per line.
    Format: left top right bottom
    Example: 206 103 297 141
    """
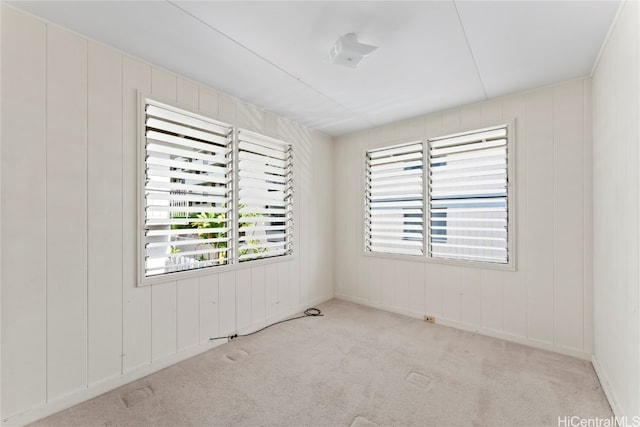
453 0 488 100
166 0 378 130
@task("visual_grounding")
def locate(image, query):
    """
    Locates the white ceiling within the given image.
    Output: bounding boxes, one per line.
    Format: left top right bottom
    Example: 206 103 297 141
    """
8 1 620 136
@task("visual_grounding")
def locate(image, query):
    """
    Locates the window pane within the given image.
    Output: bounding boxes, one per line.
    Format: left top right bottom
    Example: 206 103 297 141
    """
365 142 424 256
143 99 233 277
238 129 293 261
428 126 509 264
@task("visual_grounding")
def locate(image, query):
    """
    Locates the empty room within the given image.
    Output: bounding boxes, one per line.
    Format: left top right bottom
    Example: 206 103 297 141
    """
1 1 639 426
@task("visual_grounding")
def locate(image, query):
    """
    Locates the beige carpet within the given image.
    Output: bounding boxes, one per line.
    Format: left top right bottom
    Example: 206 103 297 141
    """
31 299 612 427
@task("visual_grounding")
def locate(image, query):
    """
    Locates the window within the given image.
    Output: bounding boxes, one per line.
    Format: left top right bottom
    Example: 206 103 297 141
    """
365 124 512 267
428 126 509 264
140 97 293 283
237 129 293 261
365 142 424 256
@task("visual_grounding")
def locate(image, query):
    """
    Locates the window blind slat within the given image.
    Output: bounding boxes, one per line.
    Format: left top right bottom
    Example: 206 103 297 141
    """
146 227 231 237
429 127 506 148
238 159 287 176
238 140 288 160
146 130 230 154
147 167 230 185
146 103 232 136
145 180 229 196
147 142 228 165
239 151 287 168
146 155 229 175
147 237 230 248
146 117 228 146
431 139 506 157
239 170 288 185
367 142 422 159
146 193 230 205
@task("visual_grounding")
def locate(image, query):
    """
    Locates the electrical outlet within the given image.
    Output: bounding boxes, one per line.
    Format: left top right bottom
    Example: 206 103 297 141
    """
423 315 435 324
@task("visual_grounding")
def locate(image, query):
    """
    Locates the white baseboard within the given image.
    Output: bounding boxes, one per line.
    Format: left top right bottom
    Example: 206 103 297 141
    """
334 294 592 361
2 295 333 427
592 355 622 417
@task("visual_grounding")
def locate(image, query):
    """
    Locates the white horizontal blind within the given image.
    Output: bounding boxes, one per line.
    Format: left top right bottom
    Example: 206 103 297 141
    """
143 99 234 277
365 141 424 255
428 126 509 264
237 129 293 261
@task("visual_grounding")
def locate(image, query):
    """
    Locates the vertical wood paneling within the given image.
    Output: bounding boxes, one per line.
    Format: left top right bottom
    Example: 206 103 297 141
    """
396 117 425 141
199 274 219 343
0 8 47 417
277 262 291 313
296 128 313 301
366 256 382 304
177 277 199 351
218 93 235 123
46 26 88 399
151 67 177 100
441 109 461 133
526 88 555 344
121 57 152 373
356 247 369 300
265 263 279 318
424 112 443 138
236 101 265 132
290 258 301 308
460 104 482 129
218 271 236 335
333 139 351 297
406 261 425 314
501 94 528 337
593 35 616 379
582 79 594 353
481 270 503 331
251 266 266 323
235 268 252 330
553 80 585 351
442 266 461 322
379 258 395 307
424 263 443 317
199 87 219 118
1 6 336 421
151 282 177 360
394 260 410 310
615 3 639 413
481 99 503 124
460 268 481 327
87 41 123 385
592 0 640 416
177 78 198 109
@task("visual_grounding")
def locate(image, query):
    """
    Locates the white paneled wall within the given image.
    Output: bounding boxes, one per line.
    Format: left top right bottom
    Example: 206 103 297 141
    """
592 0 640 418
334 77 593 360
0 6 334 423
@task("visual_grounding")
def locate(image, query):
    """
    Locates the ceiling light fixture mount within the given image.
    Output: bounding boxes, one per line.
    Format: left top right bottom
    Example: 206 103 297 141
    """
328 33 378 68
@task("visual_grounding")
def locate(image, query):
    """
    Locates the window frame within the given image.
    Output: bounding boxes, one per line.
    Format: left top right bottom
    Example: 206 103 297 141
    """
362 121 516 271
137 93 294 286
